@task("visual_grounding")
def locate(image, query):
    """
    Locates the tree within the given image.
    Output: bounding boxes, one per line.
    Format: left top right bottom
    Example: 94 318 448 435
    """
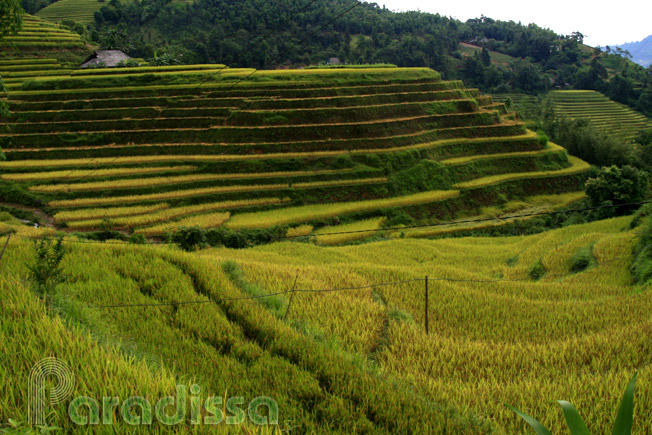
0 0 23 39
480 46 491 66
585 165 650 216
27 238 66 296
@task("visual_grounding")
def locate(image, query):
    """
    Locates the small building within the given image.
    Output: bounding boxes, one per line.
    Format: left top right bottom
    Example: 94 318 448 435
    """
80 50 131 68
327 57 342 66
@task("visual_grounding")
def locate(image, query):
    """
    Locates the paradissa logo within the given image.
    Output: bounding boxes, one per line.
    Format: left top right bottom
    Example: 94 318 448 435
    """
29 358 278 427
69 385 278 426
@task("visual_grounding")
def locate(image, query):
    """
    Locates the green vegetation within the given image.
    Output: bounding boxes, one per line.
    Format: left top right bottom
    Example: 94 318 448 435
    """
507 373 638 435
585 165 650 217
545 91 650 143
0 62 593 237
26 236 65 295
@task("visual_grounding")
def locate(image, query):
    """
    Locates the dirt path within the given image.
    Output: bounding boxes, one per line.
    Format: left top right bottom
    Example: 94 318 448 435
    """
0 202 55 227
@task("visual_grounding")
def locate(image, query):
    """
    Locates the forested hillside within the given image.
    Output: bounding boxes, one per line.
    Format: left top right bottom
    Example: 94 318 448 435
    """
28 0 650 116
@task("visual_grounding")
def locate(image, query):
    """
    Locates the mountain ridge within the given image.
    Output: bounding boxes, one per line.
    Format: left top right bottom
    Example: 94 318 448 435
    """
615 34 652 67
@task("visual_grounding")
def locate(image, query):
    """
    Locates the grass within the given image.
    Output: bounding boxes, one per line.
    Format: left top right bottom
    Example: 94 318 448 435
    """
0 130 537 165
393 191 587 239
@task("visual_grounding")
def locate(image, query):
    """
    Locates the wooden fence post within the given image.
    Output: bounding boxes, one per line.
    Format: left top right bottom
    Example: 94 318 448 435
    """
0 234 12 270
283 274 299 321
425 275 429 335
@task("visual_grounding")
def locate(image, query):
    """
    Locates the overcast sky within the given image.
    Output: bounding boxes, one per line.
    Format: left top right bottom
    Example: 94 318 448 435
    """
368 1 651 47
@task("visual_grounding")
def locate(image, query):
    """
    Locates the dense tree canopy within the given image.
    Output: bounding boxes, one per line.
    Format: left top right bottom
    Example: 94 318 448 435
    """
1 0 23 40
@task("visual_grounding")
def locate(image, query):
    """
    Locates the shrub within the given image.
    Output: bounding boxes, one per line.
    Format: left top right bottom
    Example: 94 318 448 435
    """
585 165 650 217
171 226 207 251
528 259 545 280
570 245 595 273
537 131 549 146
27 237 66 296
631 215 652 285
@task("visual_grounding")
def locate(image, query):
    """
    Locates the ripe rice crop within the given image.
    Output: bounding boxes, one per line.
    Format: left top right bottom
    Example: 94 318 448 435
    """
453 156 589 189
204 216 650 434
440 143 565 165
53 203 171 223
2 166 197 182
286 225 314 238
136 212 231 236
67 197 289 229
70 64 228 76
226 190 460 229
0 132 535 169
49 178 387 208
394 191 587 239
314 217 387 245
29 169 354 192
546 90 649 142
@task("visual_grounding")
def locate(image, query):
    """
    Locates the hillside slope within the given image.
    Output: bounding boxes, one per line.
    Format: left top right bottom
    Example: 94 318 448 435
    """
1 212 648 433
546 90 651 142
0 62 590 240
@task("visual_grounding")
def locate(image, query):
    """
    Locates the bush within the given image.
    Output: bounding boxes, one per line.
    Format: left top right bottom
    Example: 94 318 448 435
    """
631 215 652 285
570 245 595 273
545 116 638 167
27 237 66 296
528 259 545 280
536 131 549 146
585 165 650 217
171 226 207 251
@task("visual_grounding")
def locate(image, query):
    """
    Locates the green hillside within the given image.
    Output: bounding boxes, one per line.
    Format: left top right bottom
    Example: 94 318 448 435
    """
0 60 591 239
491 93 541 121
0 14 87 54
36 0 104 24
546 90 651 142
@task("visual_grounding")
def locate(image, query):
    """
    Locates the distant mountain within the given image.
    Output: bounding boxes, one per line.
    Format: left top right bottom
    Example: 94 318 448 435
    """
615 35 652 67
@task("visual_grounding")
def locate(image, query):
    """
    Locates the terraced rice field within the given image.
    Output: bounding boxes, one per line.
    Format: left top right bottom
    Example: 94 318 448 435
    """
0 53 591 239
491 93 541 121
546 90 650 142
37 0 114 24
199 215 650 434
0 15 86 55
36 0 186 23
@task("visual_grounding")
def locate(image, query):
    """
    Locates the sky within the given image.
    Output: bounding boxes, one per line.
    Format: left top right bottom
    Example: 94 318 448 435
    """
369 1 651 47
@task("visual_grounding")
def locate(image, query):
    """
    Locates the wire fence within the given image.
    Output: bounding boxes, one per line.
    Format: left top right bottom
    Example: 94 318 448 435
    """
86 255 631 313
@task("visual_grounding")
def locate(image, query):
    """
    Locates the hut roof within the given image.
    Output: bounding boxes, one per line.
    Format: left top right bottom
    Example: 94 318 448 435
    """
80 50 131 68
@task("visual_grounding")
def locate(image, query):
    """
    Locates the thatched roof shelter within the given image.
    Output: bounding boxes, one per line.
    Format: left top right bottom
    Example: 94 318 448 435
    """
80 50 131 68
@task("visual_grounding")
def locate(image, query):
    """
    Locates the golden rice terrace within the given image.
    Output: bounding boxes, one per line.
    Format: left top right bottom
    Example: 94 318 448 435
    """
0 20 590 239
